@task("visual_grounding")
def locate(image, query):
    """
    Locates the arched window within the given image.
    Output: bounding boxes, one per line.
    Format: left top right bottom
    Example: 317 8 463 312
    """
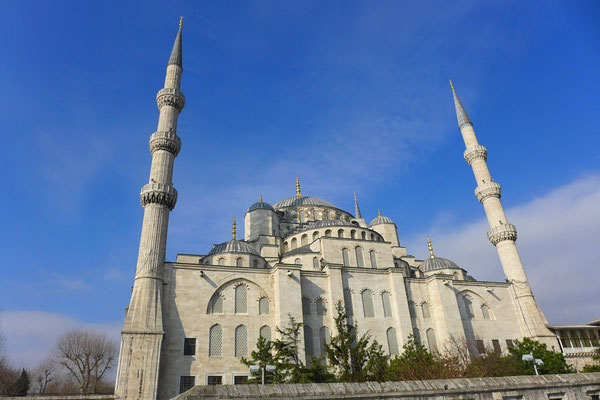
209 324 222 357
481 304 491 320
218 257 225 266
355 247 364 267
422 302 431 319
284 242 289 252
259 297 269 315
299 210 304 223
304 326 314 357
362 289 374 317
338 229 344 238
208 293 223 314
319 326 331 356
462 296 475 320
369 250 377 268
381 292 392 317
312 231 319 241
344 288 353 316
361 231 366 240
235 325 248 357
408 301 417 318
235 285 247 314
341 248 349 266
291 238 297 249
316 298 327 315
259 325 271 341
302 297 311 315
253 259 258 268
325 229 332 237
394 261 399 268
413 328 421 344
312 257 319 269
301 234 308 246
294 258 301 265
426 328 438 353
386 327 399 355
350 230 356 239
370 233 375 240
312 209 318 220
236 257 244 267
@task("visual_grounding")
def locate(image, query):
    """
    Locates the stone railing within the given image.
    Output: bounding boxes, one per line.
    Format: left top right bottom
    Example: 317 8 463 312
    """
0 395 117 400
463 144 487 165
487 223 517 246
172 373 600 400
149 130 181 156
156 88 186 112
474 181 501 202
140 182 178 210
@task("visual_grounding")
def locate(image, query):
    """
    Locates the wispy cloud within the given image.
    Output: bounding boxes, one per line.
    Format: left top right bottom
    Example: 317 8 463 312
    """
404 173 600 325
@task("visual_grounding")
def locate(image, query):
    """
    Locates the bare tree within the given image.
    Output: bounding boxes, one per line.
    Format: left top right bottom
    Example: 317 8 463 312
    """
53 330 117 394
33 357 55 395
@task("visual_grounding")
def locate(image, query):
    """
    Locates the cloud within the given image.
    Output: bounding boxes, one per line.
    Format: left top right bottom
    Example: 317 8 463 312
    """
405 173 600 326
0 311 121 372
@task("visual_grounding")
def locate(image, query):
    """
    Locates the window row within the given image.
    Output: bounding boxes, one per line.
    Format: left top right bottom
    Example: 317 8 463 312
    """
284 229 382 252
558 329 600 349
408 301 431 319
286 208 352 223
214 257 267 269
343 289 393 318
341 247 379 268
186 324 273 358
459 295 493 320
302 297 328 316
207 287 270 315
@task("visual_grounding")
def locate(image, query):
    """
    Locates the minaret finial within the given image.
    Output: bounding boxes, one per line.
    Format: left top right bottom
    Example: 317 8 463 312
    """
168 17 183 67
378 209 381 217
296 177 301 198
449 80 472 129
259 194 263 203
179 16 183 28
232 216 237 240
427 236 435 258
354 192 362 218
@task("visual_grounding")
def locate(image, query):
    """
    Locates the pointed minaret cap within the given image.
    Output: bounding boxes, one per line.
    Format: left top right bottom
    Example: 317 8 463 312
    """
449 80 472 129
354 192 362 218
168 17 183 67
232 216 237 240
427 236 435 259
296 177 302 198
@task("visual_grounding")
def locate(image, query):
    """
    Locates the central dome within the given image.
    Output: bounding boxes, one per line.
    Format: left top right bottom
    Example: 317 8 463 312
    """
273 195 336 209
420 256 461 272
207 240 259 256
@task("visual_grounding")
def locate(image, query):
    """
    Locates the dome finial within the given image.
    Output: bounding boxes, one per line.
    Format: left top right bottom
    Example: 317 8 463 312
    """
378 209 381 217
296 177 301 198
232 216 237 240
179 16 183 28
259 194 263 203
427 236 435 258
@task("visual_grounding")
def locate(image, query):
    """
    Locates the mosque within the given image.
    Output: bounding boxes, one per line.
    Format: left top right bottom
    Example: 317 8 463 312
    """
114 20 600 400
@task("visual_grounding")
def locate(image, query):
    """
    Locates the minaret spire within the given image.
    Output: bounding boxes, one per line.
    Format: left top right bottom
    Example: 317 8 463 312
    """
426 236 435 258
450 82 556 346
296 177 301 197
232 216 237 240
353 192 362 218
116 19 186 400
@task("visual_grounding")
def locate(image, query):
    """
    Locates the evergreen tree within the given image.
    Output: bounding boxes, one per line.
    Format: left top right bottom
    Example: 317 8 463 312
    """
240 336 281 383
581 348 600 372
272 314 305 383
14 368 30 396
508 337 574 375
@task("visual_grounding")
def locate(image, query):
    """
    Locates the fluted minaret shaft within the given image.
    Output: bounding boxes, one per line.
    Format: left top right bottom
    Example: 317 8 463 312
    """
450 82 555 345
116 20 184 400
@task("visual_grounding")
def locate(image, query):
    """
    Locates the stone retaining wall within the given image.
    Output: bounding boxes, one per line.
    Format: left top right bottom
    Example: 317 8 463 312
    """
173 373 600 400
0 395 116 400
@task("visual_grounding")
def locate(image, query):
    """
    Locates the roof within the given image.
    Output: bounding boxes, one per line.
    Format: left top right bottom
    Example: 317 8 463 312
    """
369 214 394 227
207 240 259 256
420 256 461 272
273 195 337 209
285 219 357 237
248 201 274 212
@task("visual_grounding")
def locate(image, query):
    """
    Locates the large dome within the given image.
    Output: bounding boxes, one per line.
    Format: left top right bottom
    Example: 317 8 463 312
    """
207 240 260 256
369 211 394 227
273 195 337 209
285 219 356 237
420 256 461 272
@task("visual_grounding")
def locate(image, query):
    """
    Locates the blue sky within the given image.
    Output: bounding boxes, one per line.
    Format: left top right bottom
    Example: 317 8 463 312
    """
1 1 599 367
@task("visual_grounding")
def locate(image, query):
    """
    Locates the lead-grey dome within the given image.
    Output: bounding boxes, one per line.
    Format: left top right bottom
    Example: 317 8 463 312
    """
369 212 394 227
420 256 461 272
273 195 336 209
284 219 356 238
207 240 259 256
248 200 274 212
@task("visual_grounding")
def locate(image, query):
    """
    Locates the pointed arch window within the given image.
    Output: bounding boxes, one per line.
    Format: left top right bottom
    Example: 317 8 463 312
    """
291 238 297 249
236 257 244 267
386 327 399 355
304 326 314 357
218 257 225 266
350 230 356 239
259 297 269 315
413 327 421 345
355 247 364 268
312 257 319 269
235 285 247 314
426 328 438 353
361 231 366 240
361 289 374 318
338 229 344 238
301 234 308 246
422 302 431 319
341 248 349 266
408 301 417 319
209 324 222 357
381 292 392 317
369 250 377 268
319 326 331 356
295 258 301 265
325 229 332 237
312 231 319 241
259 325 271 341
235 325 248 357
481 304 491 320
302 297 311 315
316 298 327 315
312 209 318 220
208 293 223 314
344 288 354 316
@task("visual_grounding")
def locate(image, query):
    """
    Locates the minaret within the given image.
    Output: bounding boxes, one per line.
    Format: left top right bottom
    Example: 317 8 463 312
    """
450 81 556 345
115 19 185 400
353 192 367 227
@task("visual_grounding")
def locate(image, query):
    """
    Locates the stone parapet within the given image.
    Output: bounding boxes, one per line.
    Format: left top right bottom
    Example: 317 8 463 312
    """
463 144 488 165
487 223 517 246
149 130 181 156
140 182 178 210
156 87 185 112
475 181 502 202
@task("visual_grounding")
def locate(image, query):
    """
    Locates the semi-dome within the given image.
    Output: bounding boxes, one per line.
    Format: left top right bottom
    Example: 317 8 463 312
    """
369 210 394 227
273 195 336 209
207 239 260 256
420 256 461 272
248 196 274 212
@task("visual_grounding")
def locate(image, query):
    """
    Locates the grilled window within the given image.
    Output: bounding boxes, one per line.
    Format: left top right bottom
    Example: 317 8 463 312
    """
369 250 377 268
344 289 353 316
179 376 195 393
206 376 222 385
381 292 392 317
235 325 248 357
426 328 438 353
234 376 248 385
209 324 222 357
259 325 271 341
506 339 514 349
408 301 417 319
183 338 196 356
362 289 374 318
413 328 421 344
492 339 501 353
387 327 399 355
208 293 223 314
422 302 431 319
304 326 314 357
342 248 349 266
355 247 364 267
319 326 331 356
259 297 269 315
316 298 327 315
235 285 247 314
476 339 486 355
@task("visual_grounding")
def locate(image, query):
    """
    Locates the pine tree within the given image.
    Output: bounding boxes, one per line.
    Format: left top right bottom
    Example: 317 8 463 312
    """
14 368 30 396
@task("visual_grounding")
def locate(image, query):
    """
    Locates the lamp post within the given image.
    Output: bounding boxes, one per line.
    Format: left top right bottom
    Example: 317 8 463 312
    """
522 353 544 375
249 364 276 385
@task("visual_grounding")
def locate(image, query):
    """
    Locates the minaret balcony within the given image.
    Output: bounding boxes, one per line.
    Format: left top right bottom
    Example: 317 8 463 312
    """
463 145 487 165
149 130 181 156
156 88 186 112
474 182 502 202
140 182 178 210
487 223 517 246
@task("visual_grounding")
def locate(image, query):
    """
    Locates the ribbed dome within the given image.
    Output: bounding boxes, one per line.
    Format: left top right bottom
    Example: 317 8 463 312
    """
248 200 274 212
420 256 461 272
284 219 357 238
207 240 259 256
369 214 394 227
273 195 336 209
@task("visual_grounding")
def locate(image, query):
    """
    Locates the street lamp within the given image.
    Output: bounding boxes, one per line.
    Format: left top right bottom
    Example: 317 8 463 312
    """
522 353 544 375
249 364 276 385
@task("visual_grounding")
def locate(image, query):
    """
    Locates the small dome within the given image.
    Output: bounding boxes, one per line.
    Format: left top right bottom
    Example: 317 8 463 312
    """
273 195 336 209
369 211 394 227
420 256 461 272
207 240 259 256
248 200 274 212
